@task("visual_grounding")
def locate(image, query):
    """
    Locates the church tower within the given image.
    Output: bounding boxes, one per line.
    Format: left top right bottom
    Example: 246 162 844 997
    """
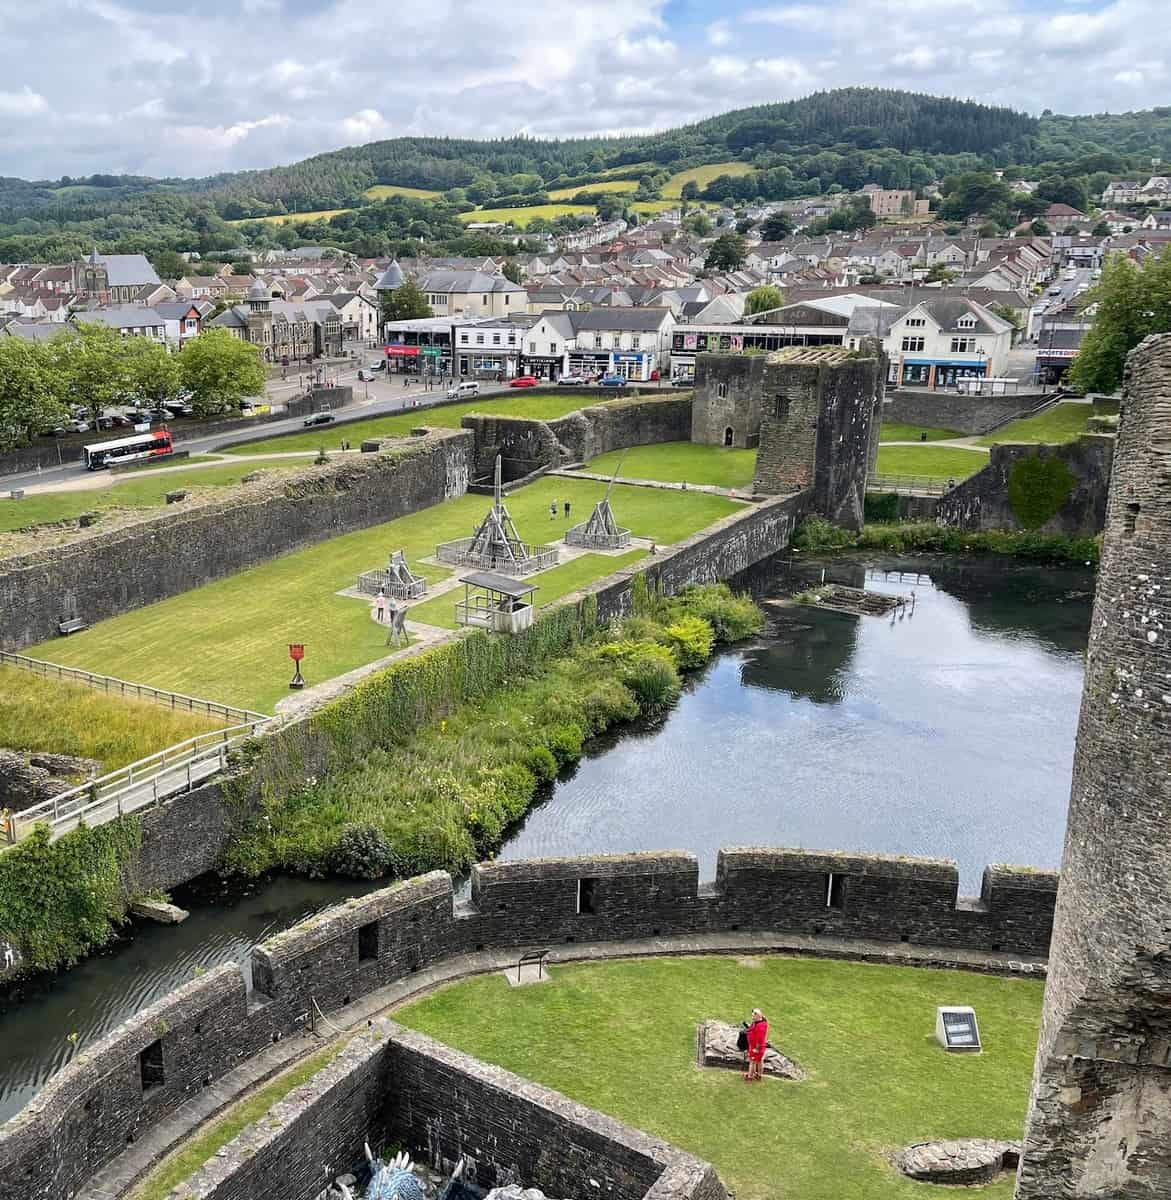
245 280 273 360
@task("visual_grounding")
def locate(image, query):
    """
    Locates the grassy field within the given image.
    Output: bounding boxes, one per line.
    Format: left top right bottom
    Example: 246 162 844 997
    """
459 203 594 226
29 477 742 712
879 423 965 443
397 956 1041 1200
129 1044 343 1200
587 441 756 490
979 402 1092 446
223 392 616 457
227 208 351 226
363 184 440 200
0 665 225 770
600 162 655 176
1 458 318 533
547 180 637 200
875 445 988 481
663 161 753 198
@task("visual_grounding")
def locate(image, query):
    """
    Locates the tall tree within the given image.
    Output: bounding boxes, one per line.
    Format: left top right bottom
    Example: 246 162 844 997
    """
379 277 433 325
55 323 135 424
125 339 182 407
760 211 794 241
705 232 747 271
745 285 784 315
178 328 266 416
502 259 524 284
0 338 68 451
1069 249 1171 393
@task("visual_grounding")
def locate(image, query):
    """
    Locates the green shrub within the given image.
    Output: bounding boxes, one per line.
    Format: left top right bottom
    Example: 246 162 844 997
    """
1007 455 1075 530
670 583 765 643
544 722 585 765
329 822 393 879
793 517 856 552
621 650 682 714
661 615 716 669
863 492 901 523
524 744 558 783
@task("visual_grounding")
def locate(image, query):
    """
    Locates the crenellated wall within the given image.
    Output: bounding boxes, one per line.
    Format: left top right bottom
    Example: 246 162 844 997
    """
0 430 475 651
0 848 1058 1200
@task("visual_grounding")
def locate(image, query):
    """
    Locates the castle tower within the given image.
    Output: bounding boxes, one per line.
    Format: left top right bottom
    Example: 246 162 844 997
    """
1016 333 1171 1197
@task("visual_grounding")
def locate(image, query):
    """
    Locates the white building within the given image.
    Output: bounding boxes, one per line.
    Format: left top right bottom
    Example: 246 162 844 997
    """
522 307 675 381
884 298 1012 388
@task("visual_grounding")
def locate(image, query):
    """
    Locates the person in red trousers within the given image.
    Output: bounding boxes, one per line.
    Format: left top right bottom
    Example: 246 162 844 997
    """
745 1007 768 1081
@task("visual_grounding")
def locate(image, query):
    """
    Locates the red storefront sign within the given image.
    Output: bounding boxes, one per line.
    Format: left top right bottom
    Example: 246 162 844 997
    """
384 344 419 357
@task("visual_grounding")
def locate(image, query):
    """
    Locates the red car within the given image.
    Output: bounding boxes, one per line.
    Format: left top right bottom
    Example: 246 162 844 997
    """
509 375 540 388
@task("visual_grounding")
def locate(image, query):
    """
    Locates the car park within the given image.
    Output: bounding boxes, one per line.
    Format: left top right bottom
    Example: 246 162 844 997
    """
303 410 336 428
446 380 481 399
509 375 539 388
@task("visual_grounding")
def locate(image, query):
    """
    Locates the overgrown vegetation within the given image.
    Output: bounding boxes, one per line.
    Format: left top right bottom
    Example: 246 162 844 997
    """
0 820 141 970
793 516 1099 565
1007 456 1075 530
224 584 763 881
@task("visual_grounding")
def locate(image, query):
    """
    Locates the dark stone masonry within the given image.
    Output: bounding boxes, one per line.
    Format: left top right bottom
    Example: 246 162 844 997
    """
0 849 1058 1200
880 389 1045 437
1015 333 1171 1197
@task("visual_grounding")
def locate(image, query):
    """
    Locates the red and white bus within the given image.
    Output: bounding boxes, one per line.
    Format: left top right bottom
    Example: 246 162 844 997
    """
82 430 174 471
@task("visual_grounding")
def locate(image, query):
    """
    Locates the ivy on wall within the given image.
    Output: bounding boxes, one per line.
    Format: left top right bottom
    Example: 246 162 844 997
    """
1007 455 1075 531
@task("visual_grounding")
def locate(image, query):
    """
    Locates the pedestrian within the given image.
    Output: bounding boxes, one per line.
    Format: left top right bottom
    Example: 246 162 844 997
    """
745 1008 768 1082
564 500 571 520
549 500 557 521
373 588 388 625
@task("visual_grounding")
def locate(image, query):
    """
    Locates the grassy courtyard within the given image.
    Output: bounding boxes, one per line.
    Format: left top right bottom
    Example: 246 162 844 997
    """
879 423 964 443
587 442 757 490
875 445 988 481
0 458 318 534
396 956 1042 1200
0 665 224 771
28 477 742 713
225 392 623 457
979 402 1092 446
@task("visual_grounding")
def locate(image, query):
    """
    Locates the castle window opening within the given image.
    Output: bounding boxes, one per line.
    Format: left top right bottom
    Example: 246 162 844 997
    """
577 877 599 915
1125 501 1140 537
825 872 846 910
724 427 734 447
139 1039 164 1091
774 391 790 421
717 381 728 399
357 920 379 962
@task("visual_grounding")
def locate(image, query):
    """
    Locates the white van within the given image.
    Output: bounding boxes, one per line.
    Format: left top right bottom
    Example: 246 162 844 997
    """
447 380 480 399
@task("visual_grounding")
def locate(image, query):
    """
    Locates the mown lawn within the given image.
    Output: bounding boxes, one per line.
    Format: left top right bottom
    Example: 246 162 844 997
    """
875 445 988 481
224 392 616 457
29 477 741 713
396 956 1042 1200
979 402 1092 446
0 458 318 533
879 423 965 443
0 665 225 770
587 441 756 490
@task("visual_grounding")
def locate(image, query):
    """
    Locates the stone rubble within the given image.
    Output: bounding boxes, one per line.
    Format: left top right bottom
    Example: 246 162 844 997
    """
896 1138 1021 1185
697 1019 806 1080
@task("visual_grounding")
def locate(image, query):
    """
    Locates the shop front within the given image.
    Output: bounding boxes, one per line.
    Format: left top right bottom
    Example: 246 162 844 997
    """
520 353 564 381
899 357 988 389
1034 345 1077 386
457 350 519 379
612 350 657 382
566 350 612 379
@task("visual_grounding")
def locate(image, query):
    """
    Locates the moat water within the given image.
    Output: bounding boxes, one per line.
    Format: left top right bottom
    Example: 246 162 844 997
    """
0 553 1093 1122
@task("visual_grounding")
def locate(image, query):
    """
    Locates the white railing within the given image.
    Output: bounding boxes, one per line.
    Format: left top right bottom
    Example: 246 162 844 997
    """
3 720 270 844
0 651 268 725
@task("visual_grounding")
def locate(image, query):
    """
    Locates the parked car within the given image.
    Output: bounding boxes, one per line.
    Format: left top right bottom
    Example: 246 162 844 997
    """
163 401 194 418
599 374 626 387
558 375 588 386
446 380 480 399
303 410 336 428
670 377 693 388
509 375 540 388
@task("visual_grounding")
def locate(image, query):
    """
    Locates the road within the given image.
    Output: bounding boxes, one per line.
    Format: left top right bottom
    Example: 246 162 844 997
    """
2 369 512 493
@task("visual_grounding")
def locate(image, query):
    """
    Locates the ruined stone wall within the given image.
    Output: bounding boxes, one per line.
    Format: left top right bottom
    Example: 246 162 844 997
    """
881 391 1047 436
0 849 1058 1200
1016 334 1171 1198
0 431 474 651
691 356 765 447
753 353 884 530
936 437 1113 537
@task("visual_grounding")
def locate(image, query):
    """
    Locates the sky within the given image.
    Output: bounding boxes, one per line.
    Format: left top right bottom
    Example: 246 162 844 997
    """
0 0 1165 181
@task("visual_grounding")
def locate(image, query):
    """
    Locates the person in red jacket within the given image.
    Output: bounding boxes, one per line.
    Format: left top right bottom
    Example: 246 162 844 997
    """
745 1007 768 1081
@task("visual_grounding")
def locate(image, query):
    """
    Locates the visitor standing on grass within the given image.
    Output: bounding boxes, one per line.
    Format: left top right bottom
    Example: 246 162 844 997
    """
373 588 388 624
564 500 571 520
550 500 557 520
745 1008 768 1082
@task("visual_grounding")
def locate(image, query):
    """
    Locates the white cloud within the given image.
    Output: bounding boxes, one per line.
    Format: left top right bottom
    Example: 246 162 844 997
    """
706 20 731 45
0 87 48 116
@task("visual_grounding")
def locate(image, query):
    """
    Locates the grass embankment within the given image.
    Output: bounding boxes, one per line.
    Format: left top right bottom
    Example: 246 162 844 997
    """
662 161 753 197
0 665 225 770
0 458 317 533
878 423 964 443
587 441 756 490
875 445 988 481
223 391 615 457
130 1043 344 1200
397 956 1042 1200
29 478 742 712
226 583 762 880
979 402 1092 446
795 516 1099 565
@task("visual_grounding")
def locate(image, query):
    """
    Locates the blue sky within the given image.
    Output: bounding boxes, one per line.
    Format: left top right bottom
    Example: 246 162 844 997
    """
0 0 1163 179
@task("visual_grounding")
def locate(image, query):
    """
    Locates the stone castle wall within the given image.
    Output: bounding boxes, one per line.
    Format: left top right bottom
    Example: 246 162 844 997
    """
0 431 474 651
935 437 1113 537
691 357 764 448
0 848 1058 1200
881 390 1047 436
1016 335 1171 1197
